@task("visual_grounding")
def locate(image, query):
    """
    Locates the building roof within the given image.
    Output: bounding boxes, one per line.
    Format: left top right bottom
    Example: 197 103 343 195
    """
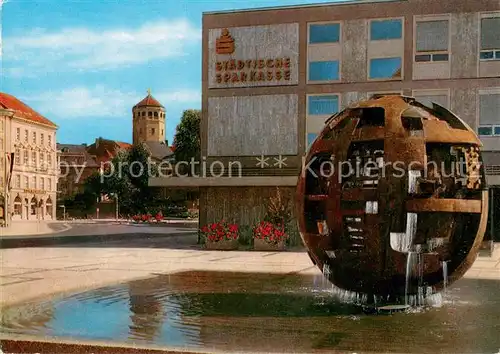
0 92 57 128
86 138 132 164
142 141 174 161
202 0 405 15
133 93 164 109
57 143 100 167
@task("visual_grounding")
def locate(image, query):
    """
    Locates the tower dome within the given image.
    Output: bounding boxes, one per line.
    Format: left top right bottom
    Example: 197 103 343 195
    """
132 89 166 145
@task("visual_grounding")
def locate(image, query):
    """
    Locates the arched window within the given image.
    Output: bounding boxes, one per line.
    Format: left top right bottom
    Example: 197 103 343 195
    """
46 197 53 216
148 111 152 117
14 196 22 215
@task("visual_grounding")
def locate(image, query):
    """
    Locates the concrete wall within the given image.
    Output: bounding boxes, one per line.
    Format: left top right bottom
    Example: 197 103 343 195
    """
199 186 296 226
451 13 479 79
341 19 367 83
208 23 299 88
450 88 478 129
207 94 298 156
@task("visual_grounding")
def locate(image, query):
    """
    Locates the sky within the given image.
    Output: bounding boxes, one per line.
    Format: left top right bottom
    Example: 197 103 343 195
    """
0 0 340 145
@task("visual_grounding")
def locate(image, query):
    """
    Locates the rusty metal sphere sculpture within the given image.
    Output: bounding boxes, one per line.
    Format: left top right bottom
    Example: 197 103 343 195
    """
296 95 488 301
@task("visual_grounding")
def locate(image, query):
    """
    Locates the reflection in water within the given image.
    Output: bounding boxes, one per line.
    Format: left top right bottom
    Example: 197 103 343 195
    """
1 272 499 353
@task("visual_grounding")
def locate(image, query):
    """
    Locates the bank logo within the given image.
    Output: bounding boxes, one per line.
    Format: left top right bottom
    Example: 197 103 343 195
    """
216 28 235 55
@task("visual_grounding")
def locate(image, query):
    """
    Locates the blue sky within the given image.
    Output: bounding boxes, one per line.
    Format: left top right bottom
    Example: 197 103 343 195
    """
1 0 338 145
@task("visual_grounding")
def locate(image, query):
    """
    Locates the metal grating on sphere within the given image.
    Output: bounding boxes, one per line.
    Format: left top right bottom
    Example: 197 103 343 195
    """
296 95 488 301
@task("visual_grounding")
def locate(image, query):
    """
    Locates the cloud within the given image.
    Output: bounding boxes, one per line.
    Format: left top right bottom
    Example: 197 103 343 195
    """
20 86 201 119
3 19 201 75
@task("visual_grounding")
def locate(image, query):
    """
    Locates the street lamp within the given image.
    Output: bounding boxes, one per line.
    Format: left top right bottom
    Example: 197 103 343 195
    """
110 193 119 221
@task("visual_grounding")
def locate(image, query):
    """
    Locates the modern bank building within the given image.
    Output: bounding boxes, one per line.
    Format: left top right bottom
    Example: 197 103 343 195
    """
149 0 500 243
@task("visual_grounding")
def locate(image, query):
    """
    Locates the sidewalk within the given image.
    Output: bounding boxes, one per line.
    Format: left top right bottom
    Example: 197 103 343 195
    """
0 221 71 237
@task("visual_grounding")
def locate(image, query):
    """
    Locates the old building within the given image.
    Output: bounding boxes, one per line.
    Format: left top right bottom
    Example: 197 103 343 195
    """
57 144 100 199
0 92 59 223
132 90 174 163
150 0 500 240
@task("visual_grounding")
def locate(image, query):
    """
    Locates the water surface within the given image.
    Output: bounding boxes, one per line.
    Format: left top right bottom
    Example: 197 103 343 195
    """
1 271 499 353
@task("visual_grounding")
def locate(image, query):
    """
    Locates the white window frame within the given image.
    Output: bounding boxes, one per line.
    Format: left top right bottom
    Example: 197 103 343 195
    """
477 87 500 137
367 90 404 99
478 12 500 62
306 93 342 116
411 88 451 109
307 21 343 84
367 57 404 82
413 14 451 63
307 21 342 45
368 17 404 42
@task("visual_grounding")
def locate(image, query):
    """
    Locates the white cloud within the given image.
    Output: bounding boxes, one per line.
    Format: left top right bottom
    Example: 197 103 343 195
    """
20 86 201 119
4 19 201 75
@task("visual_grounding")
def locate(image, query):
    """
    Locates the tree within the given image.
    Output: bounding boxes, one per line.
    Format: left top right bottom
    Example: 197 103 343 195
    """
173 109 201 175
82 143 161 215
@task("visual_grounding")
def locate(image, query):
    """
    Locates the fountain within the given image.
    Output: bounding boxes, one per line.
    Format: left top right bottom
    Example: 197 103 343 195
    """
296 95 489 309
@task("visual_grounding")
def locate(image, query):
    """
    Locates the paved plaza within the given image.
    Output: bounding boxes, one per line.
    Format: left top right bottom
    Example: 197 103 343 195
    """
0 224 498 308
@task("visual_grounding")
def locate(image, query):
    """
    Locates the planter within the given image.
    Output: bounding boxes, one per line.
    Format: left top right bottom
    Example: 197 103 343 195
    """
253 238 286 251
205 238 239 250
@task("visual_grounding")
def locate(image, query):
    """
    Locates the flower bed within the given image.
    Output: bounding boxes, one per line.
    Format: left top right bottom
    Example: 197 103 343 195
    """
131 212 163 224
253 221 287 251
200 220 239 250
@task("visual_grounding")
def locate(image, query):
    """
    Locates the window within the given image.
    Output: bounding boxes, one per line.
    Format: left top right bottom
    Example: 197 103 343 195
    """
148 112 152 117
307 133 318 147
161 129 164 136
40 153 44 168
413 94 449 109
16 128 20 141
15 175 21 188
308 61 339 81
415 20 449 62
478 93 500 136
24 129 28 143
40 178 45 190
24 176 28 188
369 57 402 79
48 135 52 147
40 134 44 146
15 148 20 164
154 112 158 118
32 131 36 144
23 150 28 165
32 151 36 166
370 19 402 40
308 95 339 115
480 17 500 61
47 153 51 167
151 128 156 135
309 23 340 44
48 179 52 191
32 176 36 189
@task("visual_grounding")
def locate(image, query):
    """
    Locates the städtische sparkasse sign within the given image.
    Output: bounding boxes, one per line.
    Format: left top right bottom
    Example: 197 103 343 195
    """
208 24 299 88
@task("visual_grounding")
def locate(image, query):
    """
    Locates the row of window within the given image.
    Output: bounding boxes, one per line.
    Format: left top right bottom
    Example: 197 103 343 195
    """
308 57 402 81
138 127 163 136
307 15 499 81
14 148 54 168
15 128 54 147
306 90 500 145
14 174 53 191
134 111 165 119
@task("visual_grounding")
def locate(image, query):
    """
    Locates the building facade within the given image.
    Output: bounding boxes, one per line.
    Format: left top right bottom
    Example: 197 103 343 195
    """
0 93 59 224
57 143 101 200
150 0 500 239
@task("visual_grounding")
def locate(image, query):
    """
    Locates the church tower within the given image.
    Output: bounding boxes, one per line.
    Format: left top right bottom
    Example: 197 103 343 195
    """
132 89 166 145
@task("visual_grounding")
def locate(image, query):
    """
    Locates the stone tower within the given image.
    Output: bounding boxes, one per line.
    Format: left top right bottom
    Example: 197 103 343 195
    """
132 89 166 145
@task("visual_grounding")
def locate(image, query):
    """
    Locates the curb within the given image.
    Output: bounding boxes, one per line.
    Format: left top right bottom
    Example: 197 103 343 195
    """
0 231 198 249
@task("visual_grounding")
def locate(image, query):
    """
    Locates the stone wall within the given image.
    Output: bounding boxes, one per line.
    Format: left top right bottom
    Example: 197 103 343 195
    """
207 94 298 156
